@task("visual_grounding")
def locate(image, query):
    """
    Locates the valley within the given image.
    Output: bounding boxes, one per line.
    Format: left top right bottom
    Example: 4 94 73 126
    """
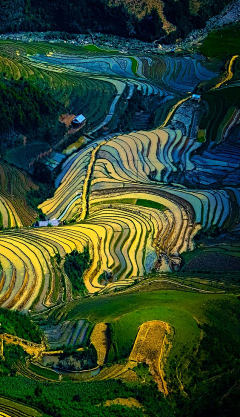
0 9 239 417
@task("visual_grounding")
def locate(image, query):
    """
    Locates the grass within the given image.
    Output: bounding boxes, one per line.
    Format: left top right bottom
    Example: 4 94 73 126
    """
136 199 166 211
200 23 240 58
0 396 41 416
91 198 137 207
83 44 119 54
29 363 60 381
90 199 166 211
128 57 139 76
53 290 235 371
200 86 240 142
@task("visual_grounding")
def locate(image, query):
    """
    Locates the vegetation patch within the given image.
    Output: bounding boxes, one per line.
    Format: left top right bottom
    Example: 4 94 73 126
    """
181 251 240 273
200 86 240 142
64 248 91 296
200 23 240 58
104 397 143 409
129 320 170 394
136 199 166 211
90 322 109 366
0 77 64 153
29 363 60 381
0 308 42 343
83 44 119 54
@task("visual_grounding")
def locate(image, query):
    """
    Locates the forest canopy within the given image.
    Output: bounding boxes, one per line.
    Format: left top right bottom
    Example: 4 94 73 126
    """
0 0 235 42
0 76 64 150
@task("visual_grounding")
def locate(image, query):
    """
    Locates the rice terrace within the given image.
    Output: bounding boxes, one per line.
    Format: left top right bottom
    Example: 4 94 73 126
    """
0 1 240 416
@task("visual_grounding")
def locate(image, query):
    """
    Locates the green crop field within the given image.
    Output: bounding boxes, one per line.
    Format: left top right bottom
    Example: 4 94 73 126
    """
52 291 234 363
200 23 240 58
201 86 240 142
39 287 240 406
0 396 42 416
0 23 240 417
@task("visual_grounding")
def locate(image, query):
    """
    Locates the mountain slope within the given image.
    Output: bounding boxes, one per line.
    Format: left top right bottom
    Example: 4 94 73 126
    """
0 0 236 42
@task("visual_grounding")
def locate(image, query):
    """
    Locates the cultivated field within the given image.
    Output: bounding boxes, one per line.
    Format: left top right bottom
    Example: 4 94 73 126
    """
0 125 239 310
0 162 38 228
0 39 238 311
129 320 170 393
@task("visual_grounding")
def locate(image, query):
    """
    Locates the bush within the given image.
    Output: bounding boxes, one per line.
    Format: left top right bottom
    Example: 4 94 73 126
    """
64 247 91 295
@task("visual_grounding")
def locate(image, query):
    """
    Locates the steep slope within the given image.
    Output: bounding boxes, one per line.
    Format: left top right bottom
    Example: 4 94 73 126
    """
0 0 236 42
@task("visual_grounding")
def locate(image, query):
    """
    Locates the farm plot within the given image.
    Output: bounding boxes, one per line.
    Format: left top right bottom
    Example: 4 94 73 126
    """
0 40 238 308
0 120 240 309
129 320 170 394
0 397 41 417
90 323 109 366
0 41 116 133
144 54 216 93
0 162 38 228
41 319 90 349
27 128 238 301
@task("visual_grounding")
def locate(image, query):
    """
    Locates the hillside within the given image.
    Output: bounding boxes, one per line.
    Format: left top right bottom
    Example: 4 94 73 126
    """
0 0 235 42
0 8 239 417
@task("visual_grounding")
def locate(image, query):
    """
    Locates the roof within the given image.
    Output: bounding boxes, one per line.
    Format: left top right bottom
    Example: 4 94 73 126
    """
37 221 49 227
73 114 86 124
37 219 59 227
49 219 59 226
192 94 201 100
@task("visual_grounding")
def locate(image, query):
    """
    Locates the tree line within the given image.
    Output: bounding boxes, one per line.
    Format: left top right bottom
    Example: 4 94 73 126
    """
0 76 65 152
0 0 234 43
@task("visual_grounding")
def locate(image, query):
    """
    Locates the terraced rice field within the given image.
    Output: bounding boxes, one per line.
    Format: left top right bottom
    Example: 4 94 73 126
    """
0 120 239 310
0 397 41 417
41 320 91 349
0 162 38 228
0 40 216 136
0 40 239 311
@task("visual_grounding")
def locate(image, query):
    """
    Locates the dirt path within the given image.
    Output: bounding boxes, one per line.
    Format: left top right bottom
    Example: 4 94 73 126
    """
0 333 83 359
213 55 239 89
0 333 46 359
160 97 190 128
80 141 106 220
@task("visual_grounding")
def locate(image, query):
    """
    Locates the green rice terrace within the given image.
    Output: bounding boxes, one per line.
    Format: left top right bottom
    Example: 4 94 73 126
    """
0 23 240 417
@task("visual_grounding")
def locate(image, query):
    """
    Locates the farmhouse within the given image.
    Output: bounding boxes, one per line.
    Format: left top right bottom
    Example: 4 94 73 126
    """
35 219 59 227
192 94 201 102
72 114 86 129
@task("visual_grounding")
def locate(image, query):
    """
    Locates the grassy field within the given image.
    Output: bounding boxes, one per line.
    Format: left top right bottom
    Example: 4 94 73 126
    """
200 23 240 58
29 363 60 381
136 199 166 211
47 290 237 376
0 396 42 416
37 285 240 413
83 44 119 54
200 86 240 142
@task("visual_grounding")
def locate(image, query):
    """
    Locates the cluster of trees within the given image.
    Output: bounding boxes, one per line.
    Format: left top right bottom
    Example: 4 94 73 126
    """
0 76 64 151
0 0 234 43
0 376 171 417
58 344 98 371
0 308 42 376
0 0 165 42
0 308 42 342
163 0 234 41
0 344 26 376
64 247 91 295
